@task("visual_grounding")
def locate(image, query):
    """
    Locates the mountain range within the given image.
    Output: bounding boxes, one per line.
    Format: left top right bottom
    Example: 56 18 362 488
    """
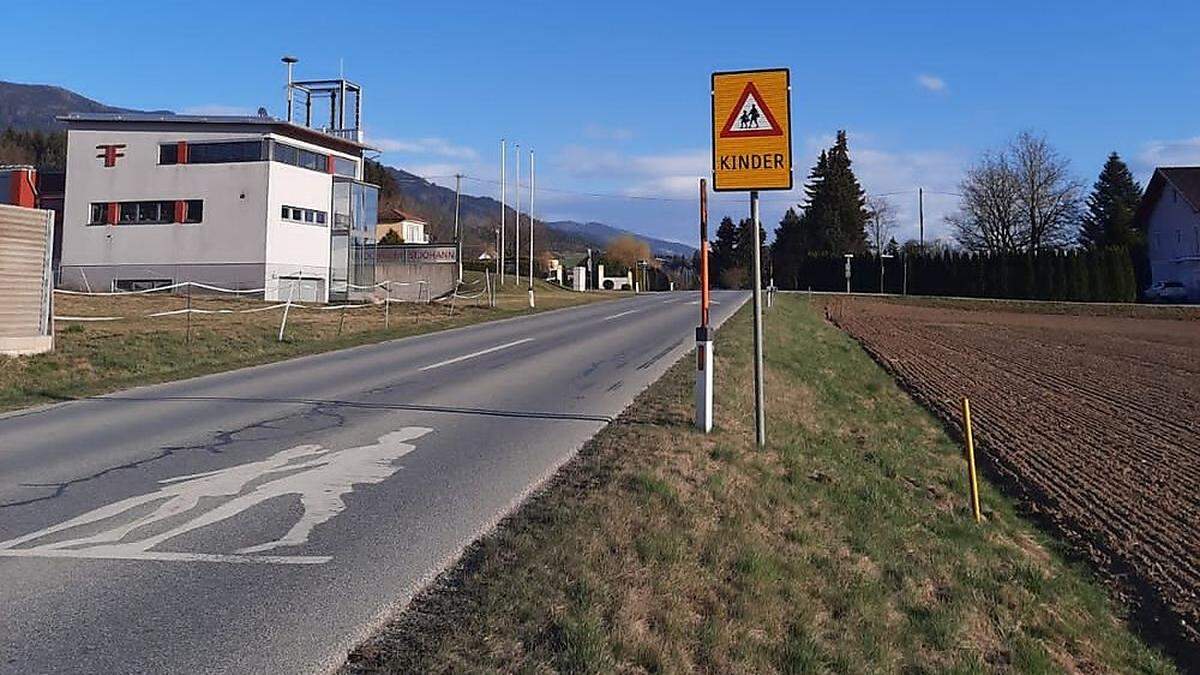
0 80 694 257
0 81 169 131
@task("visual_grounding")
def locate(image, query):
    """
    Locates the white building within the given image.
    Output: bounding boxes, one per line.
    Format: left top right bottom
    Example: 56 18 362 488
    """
377 211 429 244
1135 167 1200 301
57 112 378 302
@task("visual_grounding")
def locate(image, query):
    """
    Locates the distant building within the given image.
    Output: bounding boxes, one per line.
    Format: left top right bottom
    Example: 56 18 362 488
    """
544 257 563 284
2 166 68 273
1135 167 1200 301
376 210 429 244
56 112 378 302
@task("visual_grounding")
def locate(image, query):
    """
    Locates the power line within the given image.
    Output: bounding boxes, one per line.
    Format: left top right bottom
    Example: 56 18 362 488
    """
391 171 961 207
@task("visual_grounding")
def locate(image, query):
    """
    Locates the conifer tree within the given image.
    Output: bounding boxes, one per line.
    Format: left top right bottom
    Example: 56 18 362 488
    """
772 207 804 289
735 217 767 275
1080 152 1143 249
798 132 869 254
1052 252 1069 301
711 216 739 287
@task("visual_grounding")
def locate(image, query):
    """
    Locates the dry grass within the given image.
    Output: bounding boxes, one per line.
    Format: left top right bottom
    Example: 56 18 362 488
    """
0 277 618 412
342 295 1176 674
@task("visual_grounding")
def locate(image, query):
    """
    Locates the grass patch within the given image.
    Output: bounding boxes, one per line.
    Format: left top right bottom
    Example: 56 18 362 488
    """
0 276 615 413
344 295 1177 674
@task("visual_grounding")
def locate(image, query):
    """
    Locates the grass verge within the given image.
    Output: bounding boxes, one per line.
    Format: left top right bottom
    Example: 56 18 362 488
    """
344 294 1175 674
0 276 615 413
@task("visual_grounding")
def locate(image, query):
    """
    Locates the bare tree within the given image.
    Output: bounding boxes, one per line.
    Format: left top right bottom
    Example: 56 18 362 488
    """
1009 131 1083 252
865 195 898 254
949 131 1082 253
947 150 1025 253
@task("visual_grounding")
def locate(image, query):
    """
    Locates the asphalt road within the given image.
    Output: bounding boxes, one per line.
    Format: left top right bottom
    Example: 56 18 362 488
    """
0 290 746 674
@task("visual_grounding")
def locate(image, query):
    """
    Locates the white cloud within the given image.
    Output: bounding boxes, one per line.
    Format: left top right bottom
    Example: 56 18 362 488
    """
556 145 707 181
180 104 257 116
849 146 965 243
1137 137 1200 170
916 74 947 93
546 136 967 244
622 175 705 200
369 136 479 160
583 124 634 142
405 163 470 180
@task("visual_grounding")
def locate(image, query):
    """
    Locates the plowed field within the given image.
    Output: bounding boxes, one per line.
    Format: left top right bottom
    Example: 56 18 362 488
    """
826 296 1200 655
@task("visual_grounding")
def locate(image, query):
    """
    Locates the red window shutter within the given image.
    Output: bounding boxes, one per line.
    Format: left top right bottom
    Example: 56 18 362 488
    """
106 202 119 225
177 141 189 164
326 155 335 174
174 200 187 223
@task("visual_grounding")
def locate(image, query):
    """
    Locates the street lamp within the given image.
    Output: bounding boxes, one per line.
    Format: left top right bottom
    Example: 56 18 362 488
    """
844 254 854 294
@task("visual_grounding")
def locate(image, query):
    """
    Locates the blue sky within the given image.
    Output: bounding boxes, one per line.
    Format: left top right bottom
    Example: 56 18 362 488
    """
4 1 1200 246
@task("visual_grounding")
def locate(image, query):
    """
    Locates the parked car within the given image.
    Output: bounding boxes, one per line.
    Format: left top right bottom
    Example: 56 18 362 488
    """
1143 280 1189 303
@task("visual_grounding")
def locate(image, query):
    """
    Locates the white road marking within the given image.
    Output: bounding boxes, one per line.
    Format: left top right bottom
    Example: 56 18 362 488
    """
604 309 642 321
417 338 534 371
0 428 432 564
0 549 331 565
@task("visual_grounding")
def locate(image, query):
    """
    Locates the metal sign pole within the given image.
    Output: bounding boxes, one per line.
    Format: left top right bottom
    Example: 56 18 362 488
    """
750 190 766 448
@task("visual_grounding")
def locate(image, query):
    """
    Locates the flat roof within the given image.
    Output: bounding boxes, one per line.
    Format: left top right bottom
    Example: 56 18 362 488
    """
56 112 375 154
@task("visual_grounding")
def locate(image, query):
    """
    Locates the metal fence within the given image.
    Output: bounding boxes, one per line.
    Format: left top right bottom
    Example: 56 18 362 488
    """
0 204 54 354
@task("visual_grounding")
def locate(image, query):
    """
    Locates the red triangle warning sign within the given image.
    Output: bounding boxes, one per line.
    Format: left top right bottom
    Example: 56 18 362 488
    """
719 82 784 138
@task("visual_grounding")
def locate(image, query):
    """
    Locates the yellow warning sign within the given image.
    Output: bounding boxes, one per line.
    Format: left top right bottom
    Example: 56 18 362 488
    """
711 69 792 191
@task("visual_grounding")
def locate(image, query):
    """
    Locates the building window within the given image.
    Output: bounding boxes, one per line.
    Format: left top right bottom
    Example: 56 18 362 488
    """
271 141 332 174
281 204 328 226
89 203 107 225
182 199 203 224
160 140 266 165
333 154 355 176
88 199 203 225
189 141 266 164
115 279 173 292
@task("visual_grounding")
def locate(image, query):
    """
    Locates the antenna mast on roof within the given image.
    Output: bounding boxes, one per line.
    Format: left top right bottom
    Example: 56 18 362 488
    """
281 56 299 123
280 56 364 143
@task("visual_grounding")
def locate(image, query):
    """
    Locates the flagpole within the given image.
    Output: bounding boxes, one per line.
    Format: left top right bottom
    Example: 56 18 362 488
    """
514 144 521 285
528 148 535 290
499 138 506 286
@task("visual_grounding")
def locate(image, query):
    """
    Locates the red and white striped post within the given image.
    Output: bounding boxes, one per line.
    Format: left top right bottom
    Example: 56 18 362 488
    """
696 178 714 432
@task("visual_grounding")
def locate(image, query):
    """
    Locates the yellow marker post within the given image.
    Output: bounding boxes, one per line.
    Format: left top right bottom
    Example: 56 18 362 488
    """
962 398 982 523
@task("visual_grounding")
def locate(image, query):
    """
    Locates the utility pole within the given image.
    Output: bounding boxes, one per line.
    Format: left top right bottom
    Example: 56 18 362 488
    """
454 173 463 283
918 187 925 249
750 191 766 449
514 144 521 285
500 139 506 285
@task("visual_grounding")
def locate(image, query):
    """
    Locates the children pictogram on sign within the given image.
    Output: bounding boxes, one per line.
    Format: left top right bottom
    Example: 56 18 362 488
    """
720 82 783 138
